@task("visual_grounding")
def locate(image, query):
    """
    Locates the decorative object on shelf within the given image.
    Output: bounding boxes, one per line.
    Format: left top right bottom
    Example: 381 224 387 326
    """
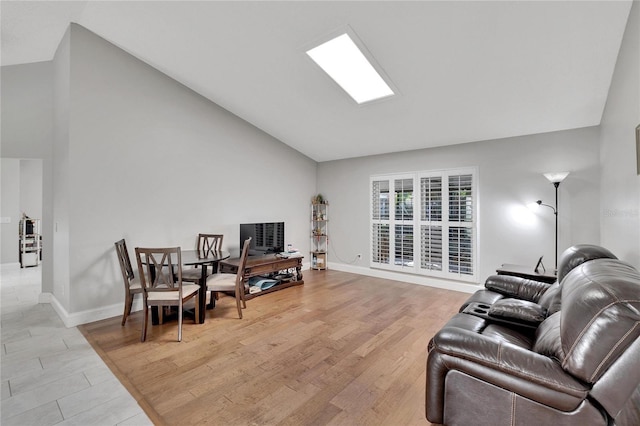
536 171 570 272
311 199 328 270
312 194 326 204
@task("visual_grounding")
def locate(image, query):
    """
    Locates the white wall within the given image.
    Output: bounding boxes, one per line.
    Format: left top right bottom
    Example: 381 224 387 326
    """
0 159 43 265
600 1 640 269
52 27 72 309
1 159 20 264
1 60 54 292
45 24 316 324
317 127 601 289
20 160 43 221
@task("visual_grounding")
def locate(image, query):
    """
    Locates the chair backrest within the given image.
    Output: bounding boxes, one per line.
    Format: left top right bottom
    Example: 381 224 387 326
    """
135 247 183 293
115 239 135 283
235 237 252 290
559 258 640 383
197 234 223 255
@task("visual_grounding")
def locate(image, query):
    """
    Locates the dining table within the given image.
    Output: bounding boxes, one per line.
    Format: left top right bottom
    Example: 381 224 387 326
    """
181 249 230 324
150 249 230 325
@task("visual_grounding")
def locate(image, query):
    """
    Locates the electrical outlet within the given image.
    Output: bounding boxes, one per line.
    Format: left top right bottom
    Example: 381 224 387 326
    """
356 253 362 259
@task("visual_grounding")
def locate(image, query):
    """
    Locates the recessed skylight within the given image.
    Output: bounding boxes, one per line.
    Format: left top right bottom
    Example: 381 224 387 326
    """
306 33 394 104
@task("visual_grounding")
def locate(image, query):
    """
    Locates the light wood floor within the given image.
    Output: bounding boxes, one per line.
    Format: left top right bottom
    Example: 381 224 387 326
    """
79 269 470 426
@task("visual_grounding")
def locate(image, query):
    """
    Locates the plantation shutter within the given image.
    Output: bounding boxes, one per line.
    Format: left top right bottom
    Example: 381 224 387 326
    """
371 168 476 282
448 174 474 276
420 176 443 271
394 178 414 268
371 180 390 265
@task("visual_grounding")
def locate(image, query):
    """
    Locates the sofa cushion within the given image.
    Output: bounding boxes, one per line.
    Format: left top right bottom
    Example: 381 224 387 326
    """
484 275 550 302
560 259 640 383
488 298 547 326
533 312 564 362
481 324 534 349
537 282 562 314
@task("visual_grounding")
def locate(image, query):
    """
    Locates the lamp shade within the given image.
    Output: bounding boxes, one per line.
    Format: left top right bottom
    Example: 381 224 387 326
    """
543 171 570 183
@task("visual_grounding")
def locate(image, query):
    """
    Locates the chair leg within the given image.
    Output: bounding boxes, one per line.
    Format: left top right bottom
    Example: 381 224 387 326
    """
208 291 215 309
141 306 148 342
241 286 247 309
177 303 183 342
235 292 243 319
122 293 133 326
194 294 200 324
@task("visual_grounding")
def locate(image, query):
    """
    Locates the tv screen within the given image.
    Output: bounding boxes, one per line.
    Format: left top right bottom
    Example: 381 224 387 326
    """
240 222 285 255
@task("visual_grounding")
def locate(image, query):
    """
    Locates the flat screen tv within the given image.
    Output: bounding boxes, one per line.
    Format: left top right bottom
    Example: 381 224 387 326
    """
240 222 285 255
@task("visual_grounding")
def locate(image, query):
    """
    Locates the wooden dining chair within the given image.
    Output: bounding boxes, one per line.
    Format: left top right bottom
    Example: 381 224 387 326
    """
206 237 251 319
114 239 143 326
182 233 224 284
135 247 200 342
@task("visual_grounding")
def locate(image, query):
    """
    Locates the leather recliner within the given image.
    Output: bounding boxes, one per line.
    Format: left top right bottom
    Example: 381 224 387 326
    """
459 244 618 314
426 257 640 425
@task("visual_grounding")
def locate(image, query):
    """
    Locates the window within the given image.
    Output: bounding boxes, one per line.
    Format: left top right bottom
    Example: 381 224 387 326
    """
371 168 477 282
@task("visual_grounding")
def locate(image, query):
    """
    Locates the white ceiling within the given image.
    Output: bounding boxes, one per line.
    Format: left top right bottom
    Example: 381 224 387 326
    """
1 1 632 162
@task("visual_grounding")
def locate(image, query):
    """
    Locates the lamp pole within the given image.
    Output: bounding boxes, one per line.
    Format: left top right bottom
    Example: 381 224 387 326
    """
540 172 569 273
536 199 557 270
553 181 559 272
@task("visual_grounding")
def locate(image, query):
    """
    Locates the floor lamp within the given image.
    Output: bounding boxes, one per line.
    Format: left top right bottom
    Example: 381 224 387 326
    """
536 171 570 273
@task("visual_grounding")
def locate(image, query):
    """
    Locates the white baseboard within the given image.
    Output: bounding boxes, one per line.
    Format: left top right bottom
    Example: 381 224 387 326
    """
48 293 144 328
42 261 476 327
326 262 480 294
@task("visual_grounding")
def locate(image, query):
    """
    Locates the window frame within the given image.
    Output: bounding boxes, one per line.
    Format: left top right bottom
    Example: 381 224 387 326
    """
370 167 478 283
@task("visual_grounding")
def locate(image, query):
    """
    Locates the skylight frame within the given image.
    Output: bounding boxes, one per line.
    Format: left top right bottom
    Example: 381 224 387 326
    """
305 27 398 106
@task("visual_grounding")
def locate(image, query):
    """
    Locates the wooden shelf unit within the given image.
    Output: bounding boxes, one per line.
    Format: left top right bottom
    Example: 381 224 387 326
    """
19 218 41 268
311 202 328 270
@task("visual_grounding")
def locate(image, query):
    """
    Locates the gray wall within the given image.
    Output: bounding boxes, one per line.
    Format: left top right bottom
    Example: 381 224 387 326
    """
1 159 20 263
54 25 316 320
0 159 43 265
2 24 316 324
49 25 316 321
20 159 43 220
1 61 54 159
317 127 601 287
600 1 640 269
1 60 53 288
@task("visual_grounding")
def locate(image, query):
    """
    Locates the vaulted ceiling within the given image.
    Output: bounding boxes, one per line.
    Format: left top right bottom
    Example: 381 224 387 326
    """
1 1 632 162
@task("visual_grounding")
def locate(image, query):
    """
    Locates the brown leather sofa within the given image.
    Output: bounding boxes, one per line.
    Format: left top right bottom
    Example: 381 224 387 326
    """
426 249 640 425
459 244 618 314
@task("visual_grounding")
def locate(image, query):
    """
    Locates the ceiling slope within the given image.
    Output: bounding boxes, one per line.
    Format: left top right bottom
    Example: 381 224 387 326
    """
1 1 632 162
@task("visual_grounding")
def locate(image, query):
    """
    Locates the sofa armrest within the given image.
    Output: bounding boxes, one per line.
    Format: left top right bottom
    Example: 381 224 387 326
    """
485 274 552 302
426 328 589 423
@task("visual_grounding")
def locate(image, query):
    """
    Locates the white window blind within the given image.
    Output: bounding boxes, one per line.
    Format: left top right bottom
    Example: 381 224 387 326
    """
372 180 390 264
371 168 477 282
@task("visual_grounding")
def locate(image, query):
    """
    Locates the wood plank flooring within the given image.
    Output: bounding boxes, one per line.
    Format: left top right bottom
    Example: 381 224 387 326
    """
79 269 470 426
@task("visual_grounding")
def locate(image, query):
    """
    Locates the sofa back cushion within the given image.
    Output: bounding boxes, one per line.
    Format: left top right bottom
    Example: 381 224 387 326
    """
533 312 565 362
556 244 617 283
537 282 562 314
560 259 640 383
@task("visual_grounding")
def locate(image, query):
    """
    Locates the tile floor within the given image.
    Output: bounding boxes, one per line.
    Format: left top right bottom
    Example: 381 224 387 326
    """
1 264 152 425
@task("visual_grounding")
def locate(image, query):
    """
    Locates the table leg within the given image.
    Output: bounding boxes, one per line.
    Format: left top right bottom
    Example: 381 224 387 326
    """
197 264 208 324
296 264 303 281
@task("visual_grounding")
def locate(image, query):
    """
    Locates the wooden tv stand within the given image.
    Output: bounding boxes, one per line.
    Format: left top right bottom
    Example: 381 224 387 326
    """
218 254 304 300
